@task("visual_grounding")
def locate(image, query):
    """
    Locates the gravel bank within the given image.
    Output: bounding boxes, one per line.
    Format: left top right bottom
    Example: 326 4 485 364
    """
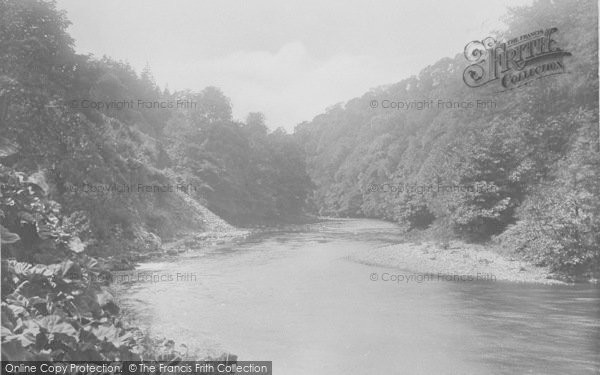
349 241 565 284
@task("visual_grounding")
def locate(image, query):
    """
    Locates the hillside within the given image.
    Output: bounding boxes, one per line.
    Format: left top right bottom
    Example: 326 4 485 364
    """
0 0 314 265
295 0 599 277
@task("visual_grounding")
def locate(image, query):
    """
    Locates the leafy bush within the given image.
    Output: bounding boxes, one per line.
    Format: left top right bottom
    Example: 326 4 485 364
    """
497 115 600 276
0 163 197 362
1 256 200 361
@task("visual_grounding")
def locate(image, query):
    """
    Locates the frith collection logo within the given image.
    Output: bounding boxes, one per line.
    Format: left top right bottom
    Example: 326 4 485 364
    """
463 27 571 90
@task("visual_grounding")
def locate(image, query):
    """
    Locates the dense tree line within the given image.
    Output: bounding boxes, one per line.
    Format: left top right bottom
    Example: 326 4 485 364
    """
295 0 599 277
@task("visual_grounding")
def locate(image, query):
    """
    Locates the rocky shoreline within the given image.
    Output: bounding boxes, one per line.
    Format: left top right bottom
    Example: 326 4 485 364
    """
104 193 253 269
349 240 567 284
105 230 251 270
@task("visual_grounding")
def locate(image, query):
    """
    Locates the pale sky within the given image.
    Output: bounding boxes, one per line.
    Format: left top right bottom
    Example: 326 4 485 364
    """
56 0 532 131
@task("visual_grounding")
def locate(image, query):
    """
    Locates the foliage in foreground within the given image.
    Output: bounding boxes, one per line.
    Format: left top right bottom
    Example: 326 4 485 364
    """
2 256 200 361
0 164 191 361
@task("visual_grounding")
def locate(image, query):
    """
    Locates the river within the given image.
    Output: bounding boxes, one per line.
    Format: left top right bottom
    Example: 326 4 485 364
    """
117 219 600 374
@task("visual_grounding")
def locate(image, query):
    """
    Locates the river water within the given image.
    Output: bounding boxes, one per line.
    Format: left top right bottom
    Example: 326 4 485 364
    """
117 219 600 374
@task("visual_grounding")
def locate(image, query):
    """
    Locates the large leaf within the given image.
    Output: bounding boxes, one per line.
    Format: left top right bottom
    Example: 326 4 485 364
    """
0 339 35 361
60 259 78 278
1 225 20 244
26 171 49 195
6 304 26 316
14 328 37 347
37 315 77 338
72 293 100 317
1 325 13 337
89 324 131 348
28 264 60 277
67 236 86 253
0 137 19 158
96 289 114 307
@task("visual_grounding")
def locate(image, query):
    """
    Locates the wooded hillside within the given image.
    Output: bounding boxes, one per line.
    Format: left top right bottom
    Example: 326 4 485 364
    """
295 0 599 276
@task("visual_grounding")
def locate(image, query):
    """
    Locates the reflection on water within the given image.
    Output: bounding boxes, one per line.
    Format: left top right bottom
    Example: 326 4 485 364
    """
117 219 600 375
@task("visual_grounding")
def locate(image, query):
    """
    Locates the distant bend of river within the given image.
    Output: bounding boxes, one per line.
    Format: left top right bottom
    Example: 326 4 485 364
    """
117 219 600 375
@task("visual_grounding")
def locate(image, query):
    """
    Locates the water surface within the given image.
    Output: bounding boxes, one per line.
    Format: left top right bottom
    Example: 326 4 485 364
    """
117 219 600 374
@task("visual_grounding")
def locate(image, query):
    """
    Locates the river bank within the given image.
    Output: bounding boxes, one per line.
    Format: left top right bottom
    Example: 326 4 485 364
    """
107 229 248 361
348 240 568 284
112 214 321 266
